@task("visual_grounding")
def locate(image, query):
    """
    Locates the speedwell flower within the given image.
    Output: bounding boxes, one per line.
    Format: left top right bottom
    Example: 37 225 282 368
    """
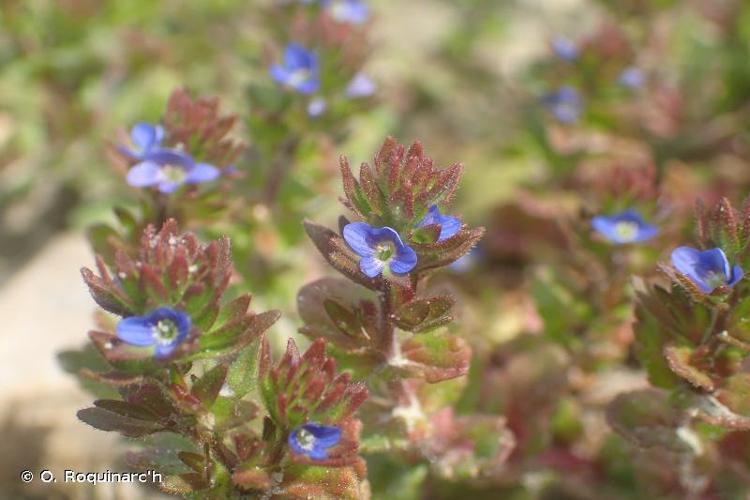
116 307 191 359
542 86 583 124
119 122 165 160
345 72 376 98
618 66 644 89
343 222 418 277
591 209 658 244
418 204 461 241
551 37 578 62
270 43 320 94
323 0 369 24
671 246 744 294
307 97 327 117
288 423 342 460
126 149 221 194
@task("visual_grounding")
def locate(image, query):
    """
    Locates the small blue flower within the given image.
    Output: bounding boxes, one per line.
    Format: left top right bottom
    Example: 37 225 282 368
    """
288 423 342 460
618 66 644 89
116 307 191 359
307 97 327 117
345 72 376 98
418 205 462 241
591 209 659 244
671 246 744 293
126 149 221 194
343 222 418 277
552 37 578 62
542 86 583 124
323 0 369 24
119 122 165 160
270 43 320 94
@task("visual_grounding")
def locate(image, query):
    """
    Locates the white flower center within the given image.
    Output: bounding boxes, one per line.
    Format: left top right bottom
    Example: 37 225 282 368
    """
375 241 395 261
614 221 639 242
296 428 316 451
289 69 311 87
152 319 179 345
161 164 187 184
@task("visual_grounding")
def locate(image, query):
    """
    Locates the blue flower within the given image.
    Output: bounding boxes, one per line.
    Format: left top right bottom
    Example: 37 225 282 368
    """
126 149 221 194
345 72 376 98
343 222 418 277
671 246 744 293
418 204 462 241
619 66 644 89
119 122 165 160
591 209 659 244
116 307 191 359
552 37 578 62
307 97 327 117
270 43 320 94
288 423 342 460
323 0 369 24
542 86 583 124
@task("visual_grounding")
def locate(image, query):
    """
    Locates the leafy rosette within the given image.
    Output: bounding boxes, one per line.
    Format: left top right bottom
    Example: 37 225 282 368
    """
304 138 483 295
80 219 280 376
258 337 368 432
338 137 484 275
297 277 471 383
628 197 750 439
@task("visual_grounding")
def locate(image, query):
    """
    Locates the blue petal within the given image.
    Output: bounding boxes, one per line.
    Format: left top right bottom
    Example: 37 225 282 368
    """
270 65 291 85
671 246 714 293
116 316 156 347
131 122 159 153
186 163 221 184
307 97 327 117
296 77 320 95
729 265 744 287
329 0 369 24
346 73 376 98
305 423 342 447
632 223 659 242
343 222 376 257
145 148 195 168
552 37 578 62
285 43 314 70
391 244 418 274
700 248 731 282
126 161 162 187
420 205 461 241
158 180 182 194
619 67 644 89
360 256 385 277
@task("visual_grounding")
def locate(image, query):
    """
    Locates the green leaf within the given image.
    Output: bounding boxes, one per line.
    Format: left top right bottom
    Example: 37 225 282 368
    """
191 364 228 408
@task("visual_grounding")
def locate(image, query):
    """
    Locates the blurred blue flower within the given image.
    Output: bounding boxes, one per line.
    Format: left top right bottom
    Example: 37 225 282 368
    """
591 209 658 244
270 43 320 94
671 246 744 293
126 149 221 194
307 97 327 117
418 204 461 241
619 66 644 89
343 222 418 277
552 37 578 62
323 0 369 24
345 72 376 98
542 86 583 124
119 122 165 160
288 423 341 460
116 307 191 359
